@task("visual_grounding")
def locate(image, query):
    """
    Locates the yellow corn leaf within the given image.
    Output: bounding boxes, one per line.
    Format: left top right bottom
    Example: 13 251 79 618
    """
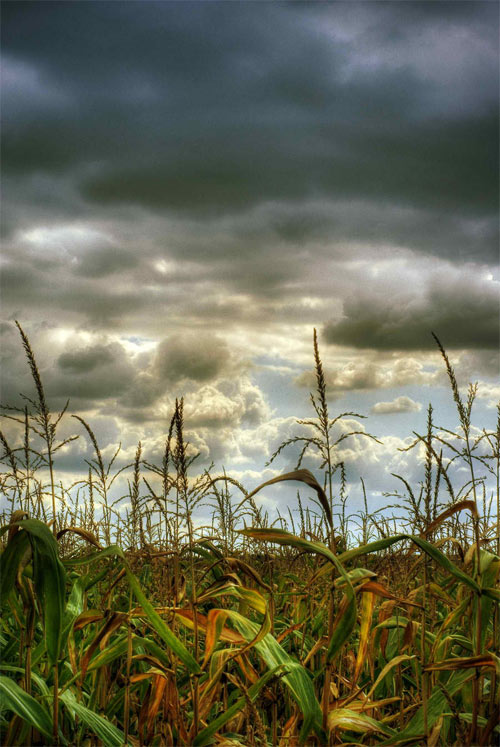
328 707 394 736
353 591 375 687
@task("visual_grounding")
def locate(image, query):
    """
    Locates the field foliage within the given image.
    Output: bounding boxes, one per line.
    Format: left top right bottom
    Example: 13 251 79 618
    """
0 324 499 746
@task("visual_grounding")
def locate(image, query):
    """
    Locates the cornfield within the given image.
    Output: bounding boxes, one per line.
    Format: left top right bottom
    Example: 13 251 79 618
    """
1 324 499 746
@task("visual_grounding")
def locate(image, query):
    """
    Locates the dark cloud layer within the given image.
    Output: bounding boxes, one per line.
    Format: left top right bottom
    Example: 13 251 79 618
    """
2 1 498 262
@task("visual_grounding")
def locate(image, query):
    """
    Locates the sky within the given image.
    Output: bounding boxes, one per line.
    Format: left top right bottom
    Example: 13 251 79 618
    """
1 1 499 527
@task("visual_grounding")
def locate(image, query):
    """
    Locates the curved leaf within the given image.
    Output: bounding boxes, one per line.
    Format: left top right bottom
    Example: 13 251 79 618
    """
229 610 325 743
0 674 53 739
238 527 356 661
60 689 129 747
11 519 66 663
244 470 333 530
338 534 480 593
328 707 395 736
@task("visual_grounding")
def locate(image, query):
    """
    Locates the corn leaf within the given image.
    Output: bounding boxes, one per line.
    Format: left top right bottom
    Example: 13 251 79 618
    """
60 689 129 747
193 665 285 747
379 670 474 745
122 559 201 674
11 519 66 664
0 530 30 605
239 527 356 661
244 470 333 530
338 534 480 593
365 655 416 699
328 707 395 736
229 610 325 743
0 674 53 739
64 543 200 674
353 591 375 686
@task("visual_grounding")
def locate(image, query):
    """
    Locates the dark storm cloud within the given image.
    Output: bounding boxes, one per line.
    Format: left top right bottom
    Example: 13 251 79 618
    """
323 269 499 351
2 1 498 261
58 344 116 374
78 112 497 221
51 343 136 399
155 333 233 384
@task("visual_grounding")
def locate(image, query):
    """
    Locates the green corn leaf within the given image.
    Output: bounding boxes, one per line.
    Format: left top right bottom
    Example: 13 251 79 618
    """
338 534 480 593
457 712 500 733
478 555 500 648
61 574 87 648
379 669 474 745
0 675 53 739
228 610 325 744
193 665 285 747
197 579 267 615
0 666 50 697
85 635 129 672
0 530 30 606
195 581 271 655
123 558 201 674
9 519 66 664
482 586 500 602
62 544 124 566
60 689 129 747
365 655 416 699
328 707 396 736
81 633 163 675
238 527 356 661
65 542 200 674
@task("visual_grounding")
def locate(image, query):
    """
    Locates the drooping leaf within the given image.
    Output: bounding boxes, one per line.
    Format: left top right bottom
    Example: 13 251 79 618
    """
229 610 325 743
56 526 103 548
0 675 53 739
423 500 478 538
238 527 356 662
10 519 66 663
60 689 129 747
424 654 498 673
244 470 333 530
328 707 395 736
338 534 480 593
193 665 285 747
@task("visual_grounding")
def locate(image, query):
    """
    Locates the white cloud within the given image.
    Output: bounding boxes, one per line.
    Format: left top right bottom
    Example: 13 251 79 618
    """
371 396 423 415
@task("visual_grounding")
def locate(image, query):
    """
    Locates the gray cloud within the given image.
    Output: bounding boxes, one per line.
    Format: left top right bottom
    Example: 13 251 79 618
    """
50 342 135 401
58 345 115 373
154 332 237 385
72 246 139 278
324 268 499 350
